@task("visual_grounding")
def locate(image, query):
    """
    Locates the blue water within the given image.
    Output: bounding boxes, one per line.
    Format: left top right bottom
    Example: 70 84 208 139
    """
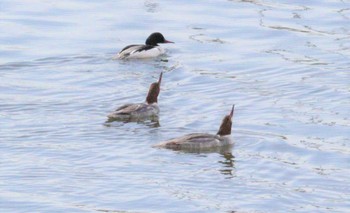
1 0 350 212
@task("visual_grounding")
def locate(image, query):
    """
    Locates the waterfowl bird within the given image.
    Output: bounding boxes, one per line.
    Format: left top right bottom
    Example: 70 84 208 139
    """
108 72 163 121
116 32 174 59
153 105 235 150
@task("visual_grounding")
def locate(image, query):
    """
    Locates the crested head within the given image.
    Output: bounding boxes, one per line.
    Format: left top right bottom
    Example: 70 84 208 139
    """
146 72 162 104
145 32 174 46
217 105 235 136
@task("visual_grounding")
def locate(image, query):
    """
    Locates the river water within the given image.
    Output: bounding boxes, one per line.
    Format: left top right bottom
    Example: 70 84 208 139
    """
1 0 349 212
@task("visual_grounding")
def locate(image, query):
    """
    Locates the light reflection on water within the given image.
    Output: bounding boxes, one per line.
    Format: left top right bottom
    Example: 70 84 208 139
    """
0 0 349 212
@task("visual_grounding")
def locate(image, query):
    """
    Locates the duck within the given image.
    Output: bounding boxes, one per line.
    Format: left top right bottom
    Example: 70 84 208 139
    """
116 32 174 59
108 72 163 121
153 105 235 150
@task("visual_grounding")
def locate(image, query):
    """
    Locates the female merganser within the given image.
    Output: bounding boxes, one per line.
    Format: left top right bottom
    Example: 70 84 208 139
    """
116 32 174 59
153 105 235 150
108 72 163 121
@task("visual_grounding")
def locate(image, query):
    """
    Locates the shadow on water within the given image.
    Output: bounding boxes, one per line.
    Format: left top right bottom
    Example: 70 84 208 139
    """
104 117 160 128
113 53 180 74
167 144 236 179
181 144 236 179
218 152 236 178
168 144 234 154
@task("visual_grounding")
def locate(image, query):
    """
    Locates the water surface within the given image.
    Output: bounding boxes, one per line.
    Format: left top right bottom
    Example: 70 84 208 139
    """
1 0 350 212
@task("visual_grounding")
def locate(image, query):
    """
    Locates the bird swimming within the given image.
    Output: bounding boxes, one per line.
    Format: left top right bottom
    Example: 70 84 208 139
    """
116 32 174 59
108 72 163 121
153 105 235 151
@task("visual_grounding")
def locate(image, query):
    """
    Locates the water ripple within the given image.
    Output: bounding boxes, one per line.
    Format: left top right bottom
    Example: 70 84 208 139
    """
1 0 349 212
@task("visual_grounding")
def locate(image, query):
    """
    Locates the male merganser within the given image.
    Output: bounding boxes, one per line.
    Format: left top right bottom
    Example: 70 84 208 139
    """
153 105 235 150
108 72 163 121
116 32 174 59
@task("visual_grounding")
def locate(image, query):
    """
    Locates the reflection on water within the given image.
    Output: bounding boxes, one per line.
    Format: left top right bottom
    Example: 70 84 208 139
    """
104 118 160 128
1 0 349 212
218 152 236 178
172 144 234 154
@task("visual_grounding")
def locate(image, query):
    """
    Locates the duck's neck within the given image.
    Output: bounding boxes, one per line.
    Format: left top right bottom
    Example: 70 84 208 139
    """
146 85 159 104
146 95 157 104
217 119 232 136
